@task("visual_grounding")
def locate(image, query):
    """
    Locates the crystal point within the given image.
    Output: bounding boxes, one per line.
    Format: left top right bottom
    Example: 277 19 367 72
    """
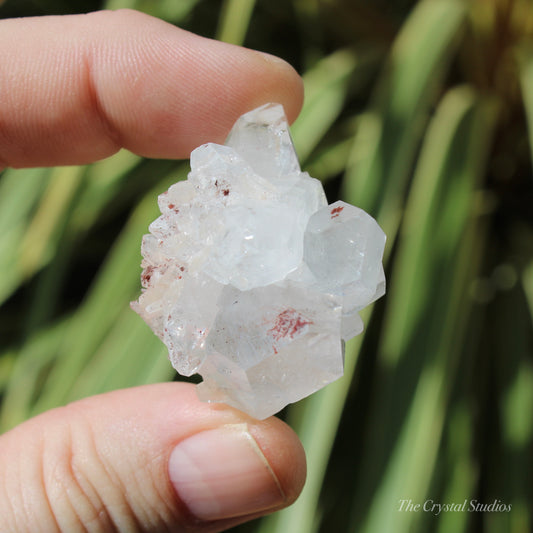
225 103 301 179
132 104 386 419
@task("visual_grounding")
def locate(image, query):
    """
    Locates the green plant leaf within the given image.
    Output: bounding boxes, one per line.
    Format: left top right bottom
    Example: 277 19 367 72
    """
31 169 186 414
519 47 533 172
0 318 70 432
216 0 256 45
343 0 467 222
352 87 497 533
0 168 50 304
292 48 379 165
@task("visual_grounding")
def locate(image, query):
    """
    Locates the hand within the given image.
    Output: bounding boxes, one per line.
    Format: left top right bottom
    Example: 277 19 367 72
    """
0 10 306 532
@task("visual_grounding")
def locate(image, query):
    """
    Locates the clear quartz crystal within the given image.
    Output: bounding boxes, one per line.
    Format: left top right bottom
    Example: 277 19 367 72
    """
132 103 386 419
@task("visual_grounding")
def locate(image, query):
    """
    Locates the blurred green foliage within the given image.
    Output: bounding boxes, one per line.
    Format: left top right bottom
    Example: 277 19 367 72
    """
1 0 533 532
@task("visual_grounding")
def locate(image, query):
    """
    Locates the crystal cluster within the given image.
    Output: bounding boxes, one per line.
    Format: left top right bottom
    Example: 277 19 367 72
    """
132 103 386 419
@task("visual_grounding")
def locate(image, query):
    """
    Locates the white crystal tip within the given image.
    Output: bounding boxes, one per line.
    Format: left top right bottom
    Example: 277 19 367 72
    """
132 103 386 419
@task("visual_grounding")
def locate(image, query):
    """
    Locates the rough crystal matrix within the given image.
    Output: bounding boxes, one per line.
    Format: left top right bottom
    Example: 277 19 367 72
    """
132 103 386 419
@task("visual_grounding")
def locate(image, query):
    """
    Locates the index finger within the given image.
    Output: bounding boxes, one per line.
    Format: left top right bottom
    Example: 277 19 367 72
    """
0 9 303 168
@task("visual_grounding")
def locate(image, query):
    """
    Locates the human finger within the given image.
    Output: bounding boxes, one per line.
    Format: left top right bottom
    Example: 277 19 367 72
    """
0 9 303 168
0 382 306 532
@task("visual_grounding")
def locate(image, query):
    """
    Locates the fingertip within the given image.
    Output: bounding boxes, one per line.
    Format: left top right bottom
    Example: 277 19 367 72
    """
252 51 305 124
168 417 306 523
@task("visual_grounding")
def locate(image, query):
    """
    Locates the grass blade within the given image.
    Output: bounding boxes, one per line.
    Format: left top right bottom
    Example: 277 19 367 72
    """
19 166 85 278
69 306 172 399
216 0 256 45
352 88 497 533
344 0 466 220
292 49 379 165
0 168 50 304
31 168 187 414
519 47 533 171
0 318 70 431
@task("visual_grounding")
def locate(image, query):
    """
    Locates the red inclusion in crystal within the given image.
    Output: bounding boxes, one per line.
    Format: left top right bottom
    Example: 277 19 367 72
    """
141 265 155 287
268 308 312 342
331 206 344 218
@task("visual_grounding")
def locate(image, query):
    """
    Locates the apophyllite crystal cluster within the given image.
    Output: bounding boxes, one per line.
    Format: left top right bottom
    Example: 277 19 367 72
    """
132 103 386 419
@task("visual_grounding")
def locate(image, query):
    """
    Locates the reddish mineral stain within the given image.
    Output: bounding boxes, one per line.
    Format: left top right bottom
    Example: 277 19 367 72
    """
168 203 175 209
331 206 344 218
223 189 230 196
141 266 155 286
268 308 312 342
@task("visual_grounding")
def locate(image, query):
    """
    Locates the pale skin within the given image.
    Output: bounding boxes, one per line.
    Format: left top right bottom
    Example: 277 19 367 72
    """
0 9 306 532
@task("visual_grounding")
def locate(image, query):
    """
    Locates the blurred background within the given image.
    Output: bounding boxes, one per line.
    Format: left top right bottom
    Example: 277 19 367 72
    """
1 0 533 532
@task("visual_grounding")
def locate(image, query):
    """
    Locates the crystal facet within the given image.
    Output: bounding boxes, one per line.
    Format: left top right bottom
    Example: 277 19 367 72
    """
132 103 386 419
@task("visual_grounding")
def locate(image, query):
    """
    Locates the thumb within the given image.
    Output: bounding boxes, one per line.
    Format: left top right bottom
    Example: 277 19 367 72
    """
0 383 306 532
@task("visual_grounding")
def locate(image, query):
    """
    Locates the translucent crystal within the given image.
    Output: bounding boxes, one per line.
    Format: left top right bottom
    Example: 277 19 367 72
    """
132 103 386 419
225 102 301 179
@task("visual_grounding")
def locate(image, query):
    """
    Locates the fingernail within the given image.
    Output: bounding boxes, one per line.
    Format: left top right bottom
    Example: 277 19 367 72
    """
168 424 285 521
